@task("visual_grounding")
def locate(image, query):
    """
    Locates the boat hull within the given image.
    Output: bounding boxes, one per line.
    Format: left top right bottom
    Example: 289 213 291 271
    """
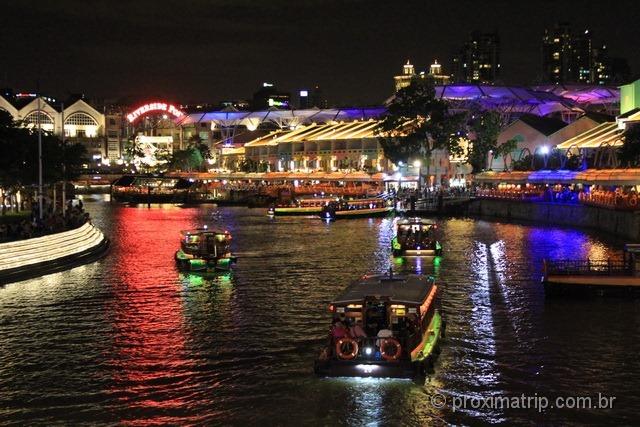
270 207 324 216
175 250 236 272
322 207 394 220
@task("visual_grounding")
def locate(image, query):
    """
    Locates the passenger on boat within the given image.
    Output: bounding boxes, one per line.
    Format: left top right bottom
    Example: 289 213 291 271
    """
331 319 349 340
350 319 367 341
376 328 393 347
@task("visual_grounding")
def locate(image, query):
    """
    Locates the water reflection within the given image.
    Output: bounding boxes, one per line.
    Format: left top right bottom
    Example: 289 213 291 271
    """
1 203 638 425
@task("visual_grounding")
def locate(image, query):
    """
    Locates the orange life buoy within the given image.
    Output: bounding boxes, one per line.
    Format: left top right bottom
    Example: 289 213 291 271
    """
629 196 638 208
335 337 359 360
380 338 402 361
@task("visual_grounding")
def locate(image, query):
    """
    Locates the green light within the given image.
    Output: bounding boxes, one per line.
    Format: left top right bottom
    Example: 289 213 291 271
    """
190 259 206 267
394 256 405 265
433 256 442 267
392 236 401 250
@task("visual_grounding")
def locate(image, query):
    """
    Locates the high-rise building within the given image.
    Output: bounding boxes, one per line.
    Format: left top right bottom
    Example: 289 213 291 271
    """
451 31 501 84
541 23 627 85
592 44 611 85
573 30 593 83
310 85 327 108
541 22 574 84
252 82 290 110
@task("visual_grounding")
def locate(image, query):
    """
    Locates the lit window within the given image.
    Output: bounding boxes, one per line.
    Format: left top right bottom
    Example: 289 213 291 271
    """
65 112 98 126
24 111 53 126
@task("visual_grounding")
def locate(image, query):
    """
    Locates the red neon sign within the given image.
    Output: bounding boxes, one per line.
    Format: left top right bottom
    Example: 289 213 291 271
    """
126 102 185 123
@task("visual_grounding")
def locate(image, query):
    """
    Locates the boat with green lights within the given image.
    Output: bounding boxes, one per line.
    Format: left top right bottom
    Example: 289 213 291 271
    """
392 218 442 257
268 196 336 216
314 271 444 381
320 196 394 220
175 228 237 272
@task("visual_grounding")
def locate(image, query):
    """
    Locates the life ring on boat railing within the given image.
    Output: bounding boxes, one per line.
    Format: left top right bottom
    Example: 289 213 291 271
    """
335 337 359 360
380 338 402 361
629 196 638 208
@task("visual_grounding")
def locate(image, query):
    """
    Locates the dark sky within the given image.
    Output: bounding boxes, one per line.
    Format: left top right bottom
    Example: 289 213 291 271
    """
1 0 639 106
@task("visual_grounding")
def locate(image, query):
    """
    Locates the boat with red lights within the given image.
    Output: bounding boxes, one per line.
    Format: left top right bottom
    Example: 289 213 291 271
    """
268 196 336 216
320 196 394 220
392 218 442 257
175 228 237 272
314 271 444 381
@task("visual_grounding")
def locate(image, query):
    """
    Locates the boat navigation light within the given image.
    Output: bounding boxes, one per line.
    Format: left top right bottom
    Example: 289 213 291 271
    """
365 347 373 356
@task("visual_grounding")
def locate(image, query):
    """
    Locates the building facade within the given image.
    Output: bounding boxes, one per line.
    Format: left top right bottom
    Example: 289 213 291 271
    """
452 31 501 84
0 93 111 163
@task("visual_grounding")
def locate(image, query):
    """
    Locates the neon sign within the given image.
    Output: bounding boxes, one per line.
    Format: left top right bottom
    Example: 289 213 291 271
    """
126 102 185 123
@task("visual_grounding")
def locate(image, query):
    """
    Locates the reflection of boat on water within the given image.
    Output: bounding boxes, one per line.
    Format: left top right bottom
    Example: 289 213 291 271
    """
392 218 442 257
175 228 237 273
268 196 336 216
543 244 640 295
111 175 194 203
320 196 394 220
314 271 444 381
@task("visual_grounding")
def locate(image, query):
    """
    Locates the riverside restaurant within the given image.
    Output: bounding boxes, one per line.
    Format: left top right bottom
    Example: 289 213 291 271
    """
474 169 640 211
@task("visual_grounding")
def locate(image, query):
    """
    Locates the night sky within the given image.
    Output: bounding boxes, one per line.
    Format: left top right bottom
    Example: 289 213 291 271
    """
2 0 639 106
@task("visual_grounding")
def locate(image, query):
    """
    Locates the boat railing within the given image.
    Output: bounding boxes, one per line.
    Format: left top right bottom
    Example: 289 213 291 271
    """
544 259 632 276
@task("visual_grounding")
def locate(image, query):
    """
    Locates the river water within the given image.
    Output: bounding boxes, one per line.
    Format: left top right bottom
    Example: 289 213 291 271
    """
1 196 639 425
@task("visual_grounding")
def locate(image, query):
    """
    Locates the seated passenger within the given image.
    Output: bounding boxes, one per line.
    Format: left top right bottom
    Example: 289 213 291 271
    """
350 319 367 340
331 319 348 340
376 327 393 347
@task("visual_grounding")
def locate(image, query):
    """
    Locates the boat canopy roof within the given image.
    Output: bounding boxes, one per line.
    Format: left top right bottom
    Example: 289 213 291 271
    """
331 274 435 306
180 228 228 237
397 218 436 226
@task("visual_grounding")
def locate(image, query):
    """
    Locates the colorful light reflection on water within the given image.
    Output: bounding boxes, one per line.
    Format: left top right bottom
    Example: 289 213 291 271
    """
0 203 638 425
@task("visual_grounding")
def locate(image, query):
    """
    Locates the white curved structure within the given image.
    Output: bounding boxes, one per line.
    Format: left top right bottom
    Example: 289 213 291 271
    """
0 223 108 282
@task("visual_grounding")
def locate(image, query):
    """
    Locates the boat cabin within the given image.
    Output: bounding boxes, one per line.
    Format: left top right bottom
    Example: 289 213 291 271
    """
180 229 232 259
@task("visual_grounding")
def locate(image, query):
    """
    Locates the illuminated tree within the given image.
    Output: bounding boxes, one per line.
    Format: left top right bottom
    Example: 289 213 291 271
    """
376 79 466 168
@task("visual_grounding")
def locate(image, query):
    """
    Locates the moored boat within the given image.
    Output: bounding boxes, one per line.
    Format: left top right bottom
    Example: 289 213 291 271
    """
175 228 237 273
392 218 442 257
268 196 336 216
543 244 640 295
320 196 394 220
314 271 444 381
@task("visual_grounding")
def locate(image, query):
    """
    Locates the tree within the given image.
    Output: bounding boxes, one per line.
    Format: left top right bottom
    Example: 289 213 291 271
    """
170 147 204 172
376 79 465 170
0 110 86 185
618 124 640 167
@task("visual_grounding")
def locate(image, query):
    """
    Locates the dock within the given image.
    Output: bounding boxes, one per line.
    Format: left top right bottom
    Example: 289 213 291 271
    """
543 246 640 295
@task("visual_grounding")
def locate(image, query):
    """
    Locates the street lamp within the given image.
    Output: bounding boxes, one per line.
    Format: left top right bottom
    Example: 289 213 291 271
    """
413 159 422 191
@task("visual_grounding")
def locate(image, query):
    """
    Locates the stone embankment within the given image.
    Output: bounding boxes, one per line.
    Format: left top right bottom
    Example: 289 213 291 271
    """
467 199 640 241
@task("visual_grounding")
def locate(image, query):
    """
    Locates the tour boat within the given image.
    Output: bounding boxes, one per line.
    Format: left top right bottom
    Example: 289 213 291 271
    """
175 228 237 272
314 271 444 381
543 243 640 295
268 196 336 216
392 218 442 257
320 196 394 220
